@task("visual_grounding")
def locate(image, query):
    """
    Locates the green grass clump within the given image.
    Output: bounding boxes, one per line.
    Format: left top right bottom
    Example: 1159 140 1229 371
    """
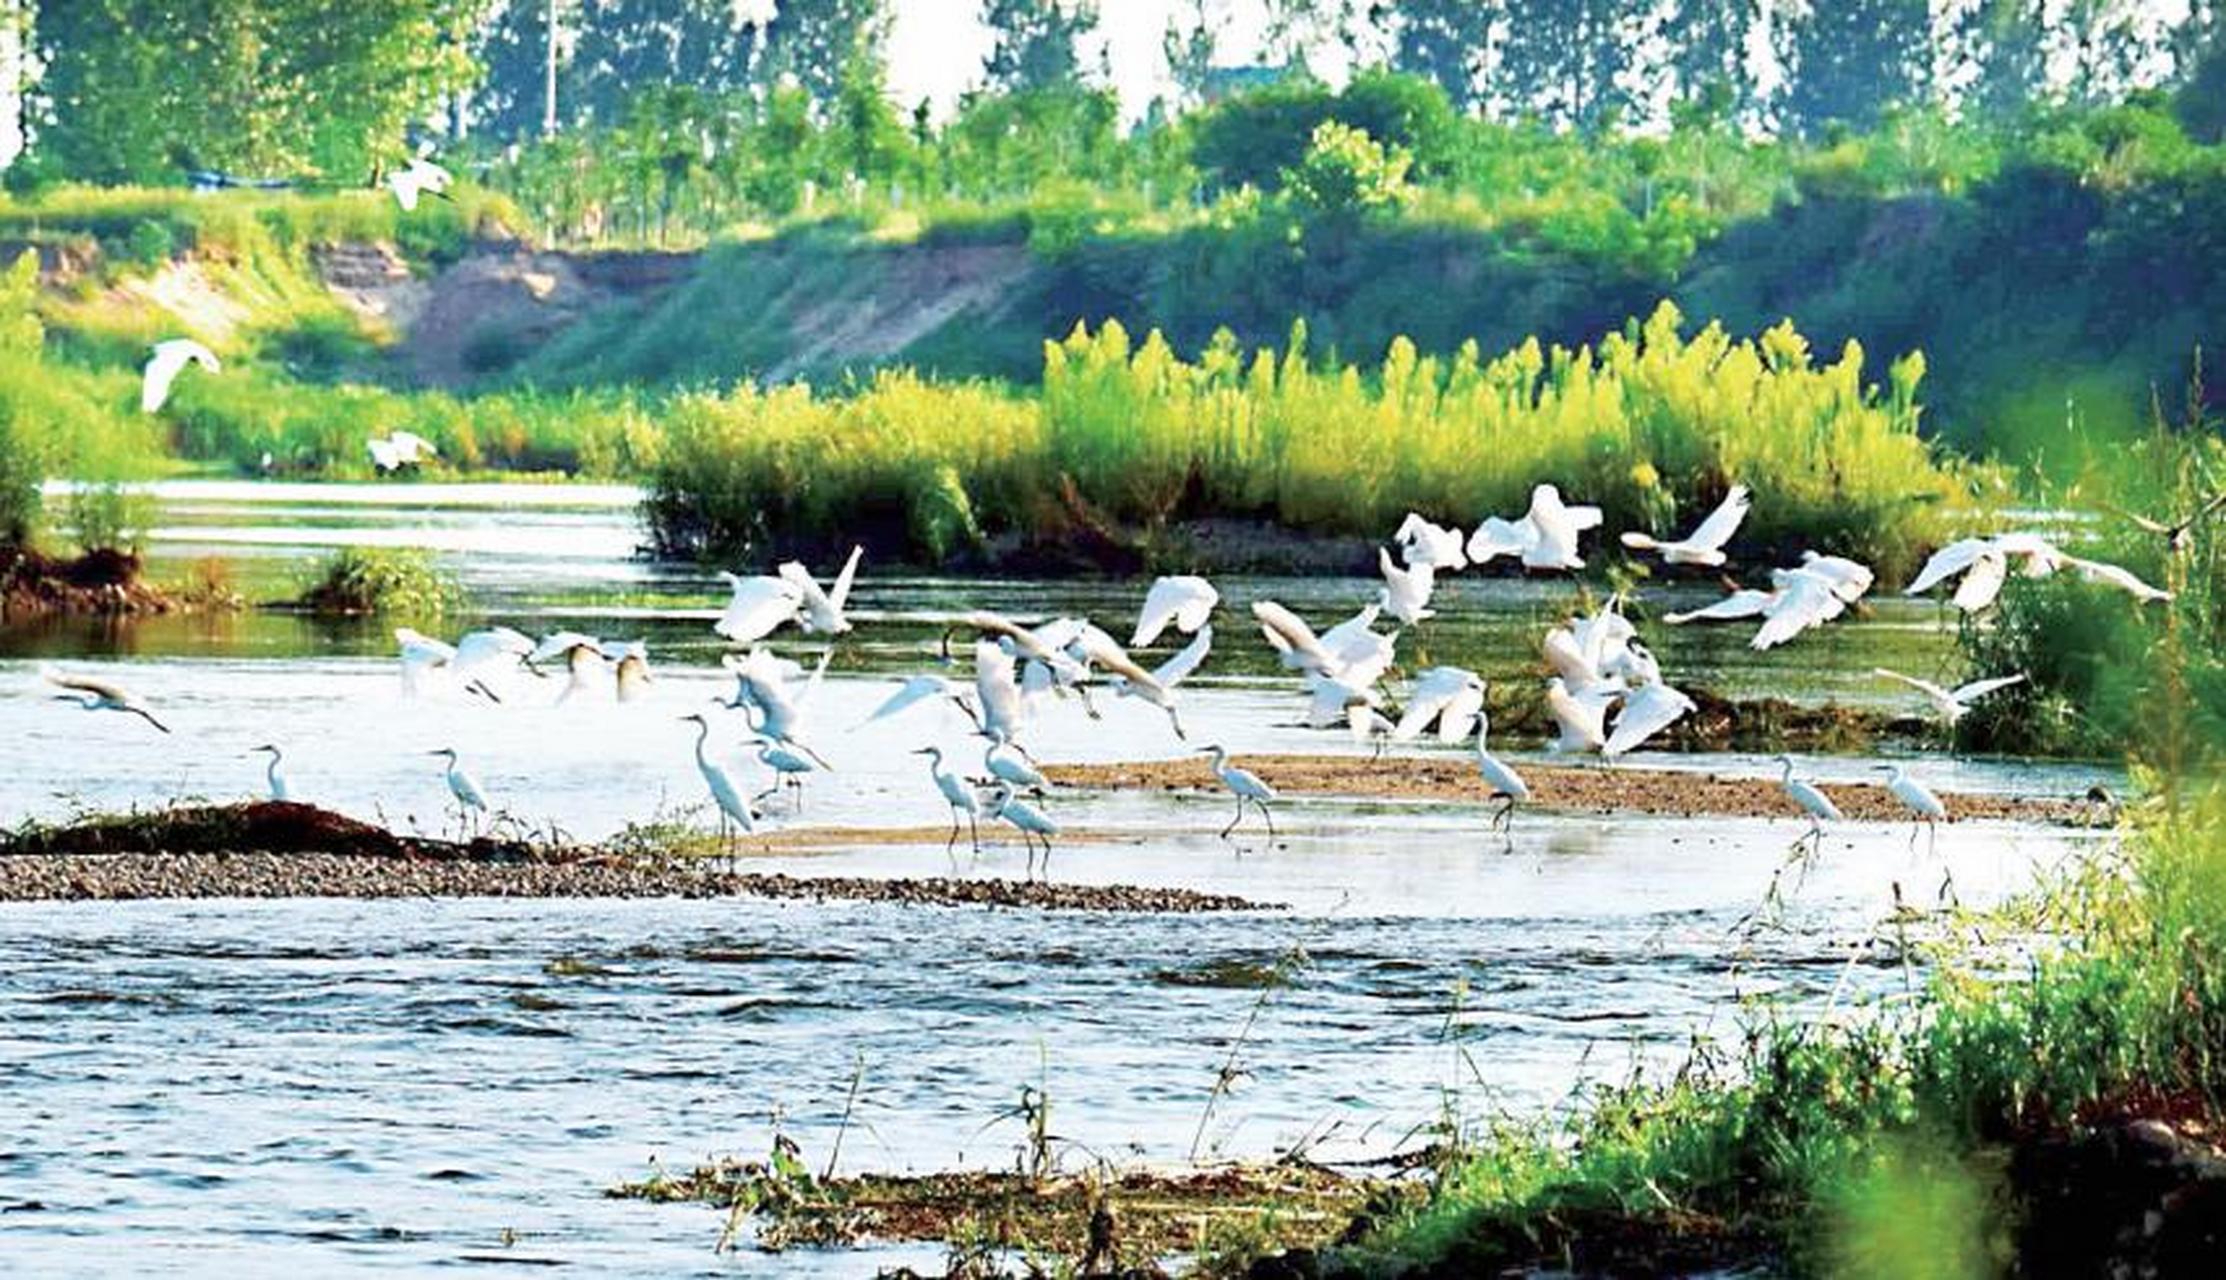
647 304 1973 576
296 547 463 616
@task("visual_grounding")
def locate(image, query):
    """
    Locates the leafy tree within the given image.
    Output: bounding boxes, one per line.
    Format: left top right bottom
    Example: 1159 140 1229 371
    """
1662 0 1760 126
1957 0 2050 123
982 0 1097 94
1161 0 1216 108
1776 0 1931 137
758 0 883 104
1495 0 1652 130
1281 119 1414 221
1382 0 1496 112
828 31 907 189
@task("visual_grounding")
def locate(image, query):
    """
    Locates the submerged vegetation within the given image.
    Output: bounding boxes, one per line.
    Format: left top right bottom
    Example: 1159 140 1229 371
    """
646 304 1970 576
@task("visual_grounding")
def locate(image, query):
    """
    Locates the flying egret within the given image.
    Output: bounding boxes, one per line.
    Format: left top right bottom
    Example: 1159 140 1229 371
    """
1393 667 1486 744
753 734 827 811
1131 575 1220 647
714 572 804 645
1619 484 1750 567
1393 512 1468 571
971 637 1028 744
1904 534 2064 612
1466 483 1603 571
1749 559 1868 650
1773 754 1842 840
1105 624 1211 740
1881 764 1947 847
1377 546 1437 625
1473 714 1531 831
860 674 979 730
601 640 655 702
248 743 290 802
682 712 757 853
1199 743 1277 841
1544 676 1612 754
2061 555 2173 604
531 631 609 705
779 545 864 634
722 647 829 744
394 627 459 698
428 747 489 835
912 746 982 854
387 156 453 211
141 338 219 413
1663 586 1778 626
1873 668 2027 728
42 667 170 733
1603 676 1697 758
983 781 1058 878
2119 491 2226 554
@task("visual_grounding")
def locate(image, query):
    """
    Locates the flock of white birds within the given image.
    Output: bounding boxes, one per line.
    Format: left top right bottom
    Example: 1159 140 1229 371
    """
39 476 2176 870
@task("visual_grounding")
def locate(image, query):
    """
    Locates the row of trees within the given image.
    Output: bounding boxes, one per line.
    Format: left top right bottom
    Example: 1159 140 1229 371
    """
15 1 2226 188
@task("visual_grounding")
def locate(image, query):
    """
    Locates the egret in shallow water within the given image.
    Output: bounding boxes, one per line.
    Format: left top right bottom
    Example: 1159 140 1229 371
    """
43 667 170 733
248 743 290 802
754 734 828 811
912 745 981 854
427 747 488 835
983 781 1058 877
681 712 756 852
141 338 219 414
1873 668 2026 729
1880 764 1947 848
983 740 1048 794
1473 714 1530 832
1199 743 1276 841
1619 484 1750 567
1773 753 1842 841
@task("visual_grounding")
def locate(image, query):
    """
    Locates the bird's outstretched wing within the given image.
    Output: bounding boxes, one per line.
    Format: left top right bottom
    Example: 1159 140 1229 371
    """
2062 556 2173 602
715 573 801 643
1466 515 1535 564
1873 667 1953 703
1132 575 1218 647
1684 484 1751 553
1950 550 2008 612
1152 625 1213 687
825 545 865 611
1904 537 1993 596
1662 588 1775 625
1950 673 2026 704
43 668 131 702
1603 683 1696 757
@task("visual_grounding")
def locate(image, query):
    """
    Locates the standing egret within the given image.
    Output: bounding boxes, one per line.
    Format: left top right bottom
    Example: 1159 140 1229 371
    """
753 734 828 811
715 572 804 644
912 746 981 854
367 430 438 473
779 546 865 634
387 156 453 211
42 667 170 733
248 743 291 802
682 712 757 854
1881 764 1947 847
983 782 1058 878
1199 744 1277 841
1873 668 2026 729
1619 484 1750 567
1773 754 1842 841
141 338 219 413
428 748 489 835
984 740 1049 794
1473 715 1531 832
1603 676 1697 758
1131 575 1220 647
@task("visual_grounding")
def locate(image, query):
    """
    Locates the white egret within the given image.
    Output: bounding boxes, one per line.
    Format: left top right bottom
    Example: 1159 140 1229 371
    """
1199 743 1277 841
2061 555 2173 603
1873 668 2027 728
1542 600 1639 695
1749 560 1868 650
753 734 828 811
1773 754 1843 839
42 667 170 733
681 712 757 852
387 156 453 211
1663 587 1778 626
860 674 978 730
367 430 438 473
394 627 458 698
1393 667 1486 744
912 746 981 853
1603 676 1697 758
984 740 1050 793
1348 703 1397 754
1108 624 1211 739
1544 677 1612 754
1377 546 1437 625
714 572 804 644
248 743 290 802
2120 491 2226 554
971 637 1028 744
531 631 609 705
141 338 219 413
601 640 654 702
1619 484 1750 567
983 781 1059 877
722 647 829 744
1473 714 1531 831
1131 575 1220 647
1393 512 1468 571
1466 483 1602 571
1881 764 1948 846
428 747 489 834
779 545 864 634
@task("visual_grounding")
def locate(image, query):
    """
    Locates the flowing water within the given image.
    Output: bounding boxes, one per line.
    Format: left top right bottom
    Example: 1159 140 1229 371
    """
0 482 2114 1274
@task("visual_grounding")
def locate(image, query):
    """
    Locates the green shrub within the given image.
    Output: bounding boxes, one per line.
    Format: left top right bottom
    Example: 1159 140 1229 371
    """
297 547 464 615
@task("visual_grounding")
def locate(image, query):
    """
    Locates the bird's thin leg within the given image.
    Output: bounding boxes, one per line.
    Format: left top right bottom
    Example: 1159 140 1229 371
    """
1040 837 1053 879
967 810 980 854
1221 795 1244 840
1076 685 1101 720
1260 800 1278 842
946 811 961 856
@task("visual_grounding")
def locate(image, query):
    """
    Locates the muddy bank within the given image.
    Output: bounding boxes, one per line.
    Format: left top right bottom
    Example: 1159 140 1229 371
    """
0 546 177 618
616 1154 1415 1265
1047 756 2097 825
0 802 1271 911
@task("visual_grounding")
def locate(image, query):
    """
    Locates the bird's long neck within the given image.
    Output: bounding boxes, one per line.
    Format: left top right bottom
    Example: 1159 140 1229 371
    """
692 719 712 764
266 753 283 788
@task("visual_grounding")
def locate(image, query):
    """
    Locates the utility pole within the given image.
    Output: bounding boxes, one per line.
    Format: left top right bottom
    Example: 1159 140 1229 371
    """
542 0 558 136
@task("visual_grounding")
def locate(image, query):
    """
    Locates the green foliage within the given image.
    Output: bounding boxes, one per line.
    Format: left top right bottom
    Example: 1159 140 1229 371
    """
1280 123 1416 223
297 546 464 615
646 306 1970 574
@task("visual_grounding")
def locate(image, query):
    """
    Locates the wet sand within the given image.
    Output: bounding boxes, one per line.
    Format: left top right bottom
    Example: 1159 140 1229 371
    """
1047 755 2097 825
